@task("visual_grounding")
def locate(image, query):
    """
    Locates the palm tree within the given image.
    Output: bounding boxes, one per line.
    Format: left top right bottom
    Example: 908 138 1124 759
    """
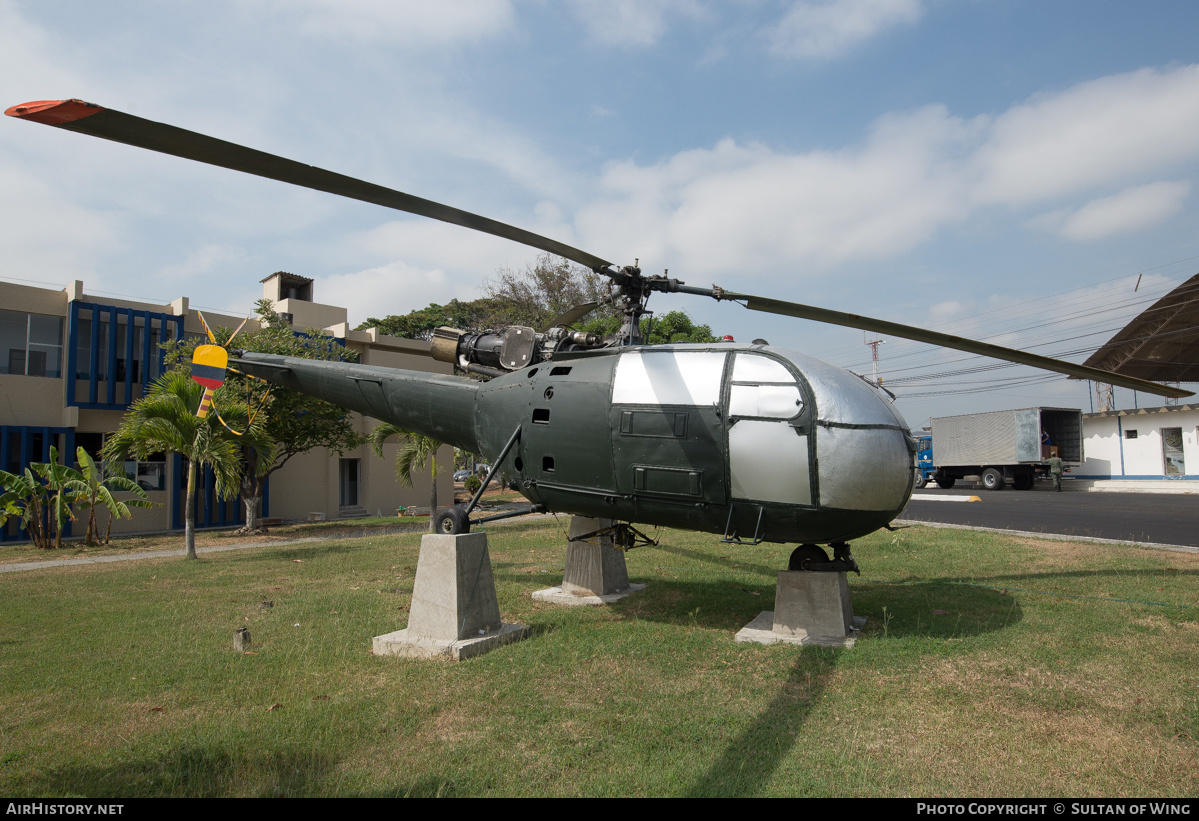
369 423 444 533
102 370 265 559
68 447 155 546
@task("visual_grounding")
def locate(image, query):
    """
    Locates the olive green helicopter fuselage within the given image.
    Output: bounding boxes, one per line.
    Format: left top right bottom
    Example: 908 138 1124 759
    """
235 341 915 546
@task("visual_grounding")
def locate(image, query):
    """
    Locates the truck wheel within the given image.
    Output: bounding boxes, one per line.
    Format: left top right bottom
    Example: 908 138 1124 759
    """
1012 473 1033 490
914 472 927 489
434 505 470 535
981 468 1005 491
935 477 956 489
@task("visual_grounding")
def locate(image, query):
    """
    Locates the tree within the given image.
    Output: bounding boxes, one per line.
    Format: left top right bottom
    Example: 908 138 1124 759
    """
102 370 263 559
357 297 509 340
369 423 444 533
483 253 616 329
578 309 719 344
169 300 365 532
68 448 154 546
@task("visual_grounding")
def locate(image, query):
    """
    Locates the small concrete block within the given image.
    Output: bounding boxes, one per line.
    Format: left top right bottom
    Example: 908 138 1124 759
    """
531 583 647 606
406 532 501 641
561 516 630 596
772 570 854 641
373 622 531 661
736 612 866 648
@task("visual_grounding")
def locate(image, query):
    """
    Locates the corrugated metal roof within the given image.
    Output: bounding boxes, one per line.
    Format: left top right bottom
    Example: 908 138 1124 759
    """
1081 273 1199 382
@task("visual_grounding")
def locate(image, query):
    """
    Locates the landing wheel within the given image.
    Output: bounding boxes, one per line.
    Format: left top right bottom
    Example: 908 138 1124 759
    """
788 544 830 571
434 505 470 535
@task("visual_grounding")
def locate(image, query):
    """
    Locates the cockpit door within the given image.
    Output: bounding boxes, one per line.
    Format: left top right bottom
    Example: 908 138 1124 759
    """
725 352 814 507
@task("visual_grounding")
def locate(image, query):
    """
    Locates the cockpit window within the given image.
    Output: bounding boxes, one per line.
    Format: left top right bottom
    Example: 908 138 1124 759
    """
731 354 792 383
729 384 802 418
729 354 803 419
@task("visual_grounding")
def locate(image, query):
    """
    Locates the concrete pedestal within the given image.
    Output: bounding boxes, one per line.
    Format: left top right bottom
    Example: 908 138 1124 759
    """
736 570 864 648
373 532 529 661
532 517 645 606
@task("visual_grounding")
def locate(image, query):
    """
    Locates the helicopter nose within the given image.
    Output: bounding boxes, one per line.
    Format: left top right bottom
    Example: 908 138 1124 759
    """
779 349 914 514
815 423 913 513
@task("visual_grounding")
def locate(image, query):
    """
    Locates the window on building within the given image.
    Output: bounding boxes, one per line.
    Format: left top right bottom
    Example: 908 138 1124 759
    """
0 309 64 378
75 315 164 382
121 451 167 491
69 303 182 408
124 457 166 489
1125 430 1138 439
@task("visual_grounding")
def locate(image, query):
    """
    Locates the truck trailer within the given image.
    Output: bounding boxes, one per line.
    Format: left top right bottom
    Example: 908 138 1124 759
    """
915 407 1084 491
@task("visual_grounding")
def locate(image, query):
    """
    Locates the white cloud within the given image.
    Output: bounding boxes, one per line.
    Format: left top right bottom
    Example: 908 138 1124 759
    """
573 66 1199 282
0 161 126 283
972 65 1199 205
1030 181 1190 242
575 104 975 277
353 219 553 286
154 244 250 286
320 261 458 326
568 0 708 47
766 0 924 61
250 0 517 45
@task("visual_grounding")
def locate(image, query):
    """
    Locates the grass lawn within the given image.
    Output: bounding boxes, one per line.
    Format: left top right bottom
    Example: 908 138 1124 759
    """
0 519 1196 797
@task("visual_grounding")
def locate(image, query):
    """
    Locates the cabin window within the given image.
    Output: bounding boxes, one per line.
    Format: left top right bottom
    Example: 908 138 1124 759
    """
542 456 555 472
532 408 550 424
611 351 726 405
550 366 572 376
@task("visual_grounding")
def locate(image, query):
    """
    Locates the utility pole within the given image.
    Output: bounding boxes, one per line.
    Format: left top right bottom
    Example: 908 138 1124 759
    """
864 334 885 387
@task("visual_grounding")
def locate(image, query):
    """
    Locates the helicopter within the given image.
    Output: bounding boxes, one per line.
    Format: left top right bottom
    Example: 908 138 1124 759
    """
7 98 1192 569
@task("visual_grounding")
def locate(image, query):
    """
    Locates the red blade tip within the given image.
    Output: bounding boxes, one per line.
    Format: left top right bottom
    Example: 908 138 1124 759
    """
5 99 104 125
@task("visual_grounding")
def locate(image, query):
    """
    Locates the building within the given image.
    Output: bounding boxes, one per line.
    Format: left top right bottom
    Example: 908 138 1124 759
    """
1075 404 1198 480
0 273 454 541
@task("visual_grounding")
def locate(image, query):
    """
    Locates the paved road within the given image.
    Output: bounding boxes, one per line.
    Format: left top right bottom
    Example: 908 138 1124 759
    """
901 486 1199 548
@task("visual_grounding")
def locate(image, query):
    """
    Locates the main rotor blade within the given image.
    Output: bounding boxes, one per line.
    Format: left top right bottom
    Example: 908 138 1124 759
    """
5 99 614 272
540 301 600 333
722 291 1194 399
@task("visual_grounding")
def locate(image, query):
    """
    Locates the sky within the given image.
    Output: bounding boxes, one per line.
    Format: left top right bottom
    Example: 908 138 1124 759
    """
3 0 1199 429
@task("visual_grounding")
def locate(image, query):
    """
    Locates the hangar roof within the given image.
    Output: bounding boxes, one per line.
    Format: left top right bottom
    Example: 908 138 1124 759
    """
1082 273 1199 383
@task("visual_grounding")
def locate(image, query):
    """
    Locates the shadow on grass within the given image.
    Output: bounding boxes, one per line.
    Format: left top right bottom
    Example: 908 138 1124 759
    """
30 745 340 797
686 651 837 797
501 573 1024 638
680 581 1020 796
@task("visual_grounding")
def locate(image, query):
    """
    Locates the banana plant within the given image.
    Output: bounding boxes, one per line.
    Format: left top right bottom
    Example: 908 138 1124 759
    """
67 448 156 546
30 446 85 550
0 467 50 548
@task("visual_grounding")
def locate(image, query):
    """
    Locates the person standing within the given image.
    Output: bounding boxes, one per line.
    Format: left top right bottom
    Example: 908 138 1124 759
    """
1046 454 1064 492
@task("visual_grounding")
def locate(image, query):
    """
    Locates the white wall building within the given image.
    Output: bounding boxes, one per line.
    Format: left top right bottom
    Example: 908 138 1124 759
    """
1077 405 1198 479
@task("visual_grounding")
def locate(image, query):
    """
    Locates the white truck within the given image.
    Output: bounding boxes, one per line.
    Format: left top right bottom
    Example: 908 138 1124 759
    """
918 407 1084 491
